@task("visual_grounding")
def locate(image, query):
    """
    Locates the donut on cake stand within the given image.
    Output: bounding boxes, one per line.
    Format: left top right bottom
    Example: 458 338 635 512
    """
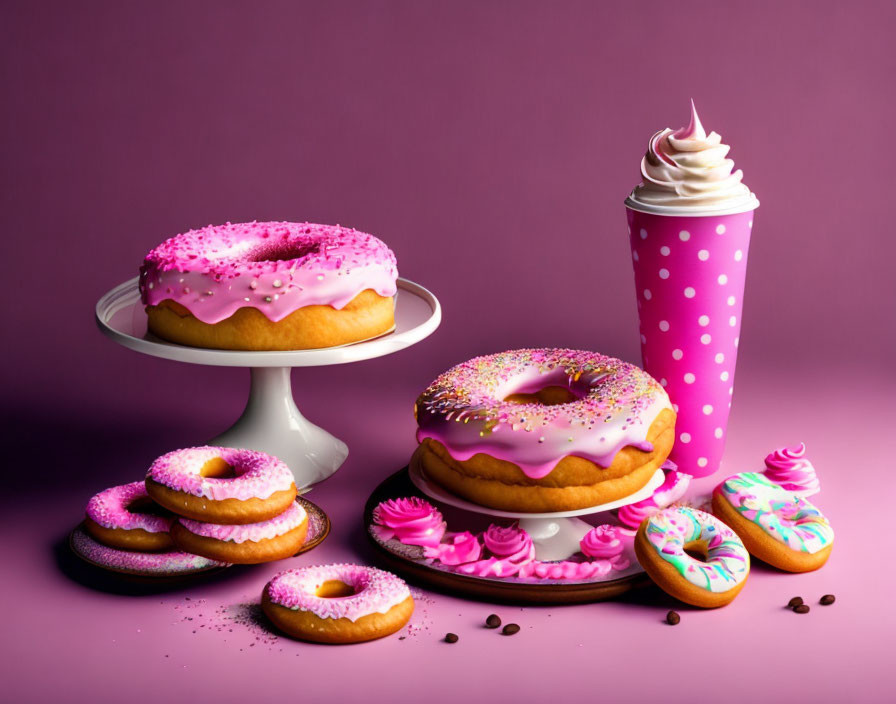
96 277 440 488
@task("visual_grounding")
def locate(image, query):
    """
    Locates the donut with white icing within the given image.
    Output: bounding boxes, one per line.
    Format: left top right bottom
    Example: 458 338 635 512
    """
413 348 676 512
262 564 414 644
145 446 297 524
711 472 833 573
139 221 398 350
85 481 175 552
635 506 750 608
170 502 308 564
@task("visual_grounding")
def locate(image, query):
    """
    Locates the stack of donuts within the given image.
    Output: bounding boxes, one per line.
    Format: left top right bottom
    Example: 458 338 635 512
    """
84 445 309 567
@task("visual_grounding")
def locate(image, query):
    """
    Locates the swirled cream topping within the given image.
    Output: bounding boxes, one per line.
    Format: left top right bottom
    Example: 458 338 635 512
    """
627 101 758 214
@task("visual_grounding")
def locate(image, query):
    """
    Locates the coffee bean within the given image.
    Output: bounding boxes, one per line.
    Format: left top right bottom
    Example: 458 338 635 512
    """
666 610 681 625
502 623 521 636
820 594 836 606
793 604 810 614
444 633 459 643
485 614 502 629
788 597 804 608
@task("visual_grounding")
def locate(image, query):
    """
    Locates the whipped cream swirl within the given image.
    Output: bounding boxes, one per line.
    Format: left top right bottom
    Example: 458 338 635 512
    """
627 101 758 214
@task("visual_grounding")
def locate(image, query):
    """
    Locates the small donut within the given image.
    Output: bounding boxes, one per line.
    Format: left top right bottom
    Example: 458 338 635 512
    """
145 446 297 524
712 472 833 573
414 348 675 512
139 221 398 351
635 506 750 608
262 564 414 644
171 502 308 564
85 481 175 551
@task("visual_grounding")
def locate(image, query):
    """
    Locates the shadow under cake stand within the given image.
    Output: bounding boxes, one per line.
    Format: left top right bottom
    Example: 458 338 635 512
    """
366 467 662 604
96 277 441 488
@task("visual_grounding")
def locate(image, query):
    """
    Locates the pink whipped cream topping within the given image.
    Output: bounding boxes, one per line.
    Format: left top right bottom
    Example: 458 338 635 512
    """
423 531 482 565
266 564 410 622
416 348 672 479
371 497 446 548
139 221 398 324
86 481 173 533
579 524 629 568
455 524 537 578
763 443 820 495
72 526 228 574
617 464 691 529
177 502 306 544
147 446 295 501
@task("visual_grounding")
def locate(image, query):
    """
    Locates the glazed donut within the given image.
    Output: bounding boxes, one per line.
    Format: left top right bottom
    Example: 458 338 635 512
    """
635 506 750 608
262 564 414 644
85 481 175 552
711 472 833 573
414 348 676 512
139 221 398 351
170 502 308 564
145 446 297 524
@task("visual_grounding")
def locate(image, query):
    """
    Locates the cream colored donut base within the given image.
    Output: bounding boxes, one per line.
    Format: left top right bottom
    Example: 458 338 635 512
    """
170 518 308 564
145 477 297 525
711 493 833 573
634 523 748 608
84 517 174 552
262 591 414 644
146 289 395 351
412 408 675 513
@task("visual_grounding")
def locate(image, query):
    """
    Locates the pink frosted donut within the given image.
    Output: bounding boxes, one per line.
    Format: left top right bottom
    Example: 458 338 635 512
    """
139 221 398 350
262 564 414 644
145 446 297 524
85 481 175 551
171 502 308 564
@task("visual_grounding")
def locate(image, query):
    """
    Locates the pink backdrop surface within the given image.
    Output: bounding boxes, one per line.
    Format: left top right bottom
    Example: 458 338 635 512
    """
2 1 894 702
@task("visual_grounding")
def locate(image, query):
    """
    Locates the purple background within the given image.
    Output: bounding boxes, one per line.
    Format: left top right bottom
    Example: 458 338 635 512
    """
2 2 894 702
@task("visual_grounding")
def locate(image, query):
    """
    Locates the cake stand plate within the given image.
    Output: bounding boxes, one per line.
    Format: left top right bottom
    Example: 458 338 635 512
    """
96 277 441 488
70 495 331 578
365 469 650 605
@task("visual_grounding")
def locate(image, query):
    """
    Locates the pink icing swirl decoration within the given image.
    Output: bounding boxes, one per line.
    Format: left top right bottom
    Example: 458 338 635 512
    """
371 497 446 548
763 443 820 496
86 481 173 533
579 525 630 569
617 463 691 529
423 532 482 565
177 502 307 544
455 524 536 578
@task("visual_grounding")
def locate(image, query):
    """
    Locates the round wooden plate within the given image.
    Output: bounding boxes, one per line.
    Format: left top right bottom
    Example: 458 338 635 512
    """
365 469 649 605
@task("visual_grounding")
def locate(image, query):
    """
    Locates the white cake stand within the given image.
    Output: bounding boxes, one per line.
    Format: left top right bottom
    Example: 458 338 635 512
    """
409 463 663 561
96 277 441 488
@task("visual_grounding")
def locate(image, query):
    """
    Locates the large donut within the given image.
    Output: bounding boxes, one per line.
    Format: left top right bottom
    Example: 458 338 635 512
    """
712 472 833 572
145 446 297 524
262 564 414 644
139 221 398 350
635 506 750 607
85 481 175 552
414 348 676 512
171 502 308 564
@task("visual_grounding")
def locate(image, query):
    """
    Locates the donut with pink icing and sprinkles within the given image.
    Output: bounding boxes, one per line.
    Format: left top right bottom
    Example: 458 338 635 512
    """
262 564 414 644
145 446 297 525
139 221 398 351
85 481 175 552
413 348 676 512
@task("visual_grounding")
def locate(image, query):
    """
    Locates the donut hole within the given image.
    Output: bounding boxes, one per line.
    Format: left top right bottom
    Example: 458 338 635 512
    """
684 540 709 562
502 368 590 407
199 457 237 479
250 241 321 262
127 496 170 518
316 580 357 599
504 386 581 406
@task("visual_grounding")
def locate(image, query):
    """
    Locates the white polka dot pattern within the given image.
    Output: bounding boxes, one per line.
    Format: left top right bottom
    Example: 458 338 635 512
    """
627 206 754 477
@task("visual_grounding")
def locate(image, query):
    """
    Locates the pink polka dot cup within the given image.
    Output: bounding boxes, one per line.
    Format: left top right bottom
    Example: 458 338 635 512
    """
627 205 755 477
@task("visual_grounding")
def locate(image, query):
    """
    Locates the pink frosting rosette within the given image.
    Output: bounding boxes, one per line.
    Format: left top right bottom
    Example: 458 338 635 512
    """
371 497 446 548
617 464 691 529
579 525 631 570
455 524 536 578
763 443 820 495
423 531 482 565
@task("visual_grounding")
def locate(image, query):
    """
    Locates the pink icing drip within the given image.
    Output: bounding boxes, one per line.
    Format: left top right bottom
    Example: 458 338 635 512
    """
72 527 228 573
371 497 446 548
423 531 482 565
177 502 306 544
266 564 410 622
139 221 398 324
86 481 173 533
147 446 295 501
617 465 691 529
763 443 820 495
